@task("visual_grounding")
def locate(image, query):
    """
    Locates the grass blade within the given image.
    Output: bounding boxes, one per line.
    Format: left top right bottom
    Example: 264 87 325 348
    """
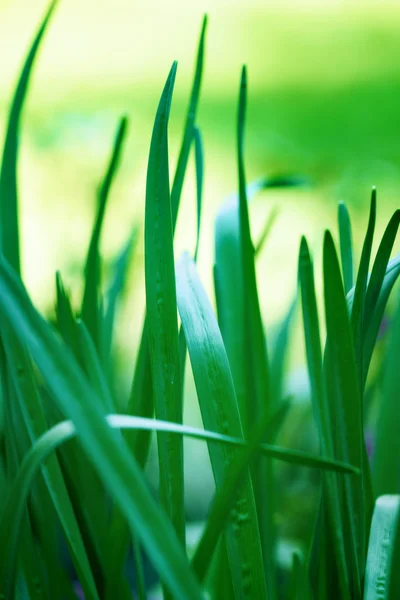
102 228 137 369
144 62 185 549
0 410 358 594
193 126 204 261
254 207 279 257
176 251 267 599
270 298 297 407
81 116 128 354
298 236 349 596
127 14 208 461
373 290 400 496
0 1 57 275
362 210 400 386
364 495 400 600
323 230 364 595
351 188 376 389
170 15 207 226
338 201 354 294
2 333 99 599
237 65 276 596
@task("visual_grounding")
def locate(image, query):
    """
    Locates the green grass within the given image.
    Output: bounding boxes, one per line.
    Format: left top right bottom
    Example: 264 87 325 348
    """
1 4 400 599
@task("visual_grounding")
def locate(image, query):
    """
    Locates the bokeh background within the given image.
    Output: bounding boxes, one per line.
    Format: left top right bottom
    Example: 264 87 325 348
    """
1 0 399 552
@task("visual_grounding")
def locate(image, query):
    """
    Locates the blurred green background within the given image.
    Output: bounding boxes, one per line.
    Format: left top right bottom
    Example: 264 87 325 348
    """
1 0 399 529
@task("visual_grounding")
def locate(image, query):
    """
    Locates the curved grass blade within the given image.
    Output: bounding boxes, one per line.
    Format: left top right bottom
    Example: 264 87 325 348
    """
176 251 267 599
81 116 128 353
170 15 207 226
0 0 57 275
364 495 400 600
373 290 400 496
0 256 203 600
144 62 185 550
338 201 354 294
0 411 358 596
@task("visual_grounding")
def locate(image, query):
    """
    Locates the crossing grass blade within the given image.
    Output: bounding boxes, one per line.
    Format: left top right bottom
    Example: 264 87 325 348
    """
364 495 400 600
0 0 57 275
373 290 400 496
144 62 185 550
0 256 203 600
176 251 267 599
81 116 128 354
0 410 358 597
338 201 354 294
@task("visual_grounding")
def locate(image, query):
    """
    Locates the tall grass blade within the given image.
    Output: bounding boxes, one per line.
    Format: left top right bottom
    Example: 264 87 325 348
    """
323 230 364 595
338 201 354 294
0 1 57 275
176 251 267 599
298 236 349 596
351 188 376 389
144 62 185 552
170 15 207 226
81 116 128 353
237 65 276 597
193 126 204 261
